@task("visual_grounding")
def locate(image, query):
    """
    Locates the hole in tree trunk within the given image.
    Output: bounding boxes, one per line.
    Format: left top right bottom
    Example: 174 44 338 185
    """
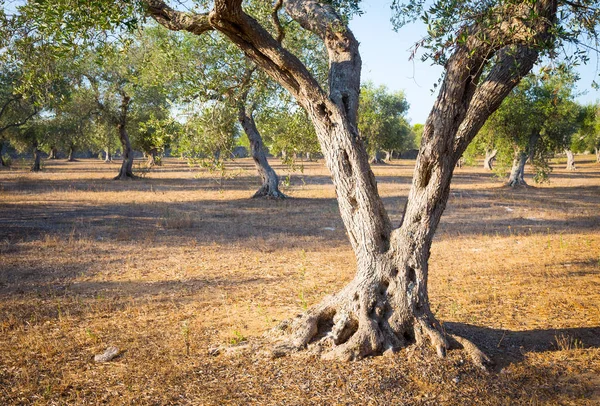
379 280 389 295
390 268 398 277
403 330 415 343
407 267 416 283
419 160 433 188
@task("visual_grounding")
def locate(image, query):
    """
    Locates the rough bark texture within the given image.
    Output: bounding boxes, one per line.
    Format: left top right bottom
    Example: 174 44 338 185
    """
483 149 497 170
147 0 557 365
114 93 135 180
238 105 285 199
565 149 576 170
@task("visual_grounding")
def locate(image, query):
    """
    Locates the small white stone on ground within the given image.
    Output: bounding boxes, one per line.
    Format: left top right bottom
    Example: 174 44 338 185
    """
94 346 119 363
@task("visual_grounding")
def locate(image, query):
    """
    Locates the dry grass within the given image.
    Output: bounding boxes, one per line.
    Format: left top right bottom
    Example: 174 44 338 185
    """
0 155 599 405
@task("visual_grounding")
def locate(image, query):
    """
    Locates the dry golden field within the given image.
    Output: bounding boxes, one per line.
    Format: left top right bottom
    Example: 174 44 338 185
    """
0 156 599 405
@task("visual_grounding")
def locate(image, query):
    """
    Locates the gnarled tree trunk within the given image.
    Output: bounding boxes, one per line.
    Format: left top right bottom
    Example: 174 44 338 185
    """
114 93 135 180
483 149 497 170
147 0 555 366
565 149 576 170
238 104 285 199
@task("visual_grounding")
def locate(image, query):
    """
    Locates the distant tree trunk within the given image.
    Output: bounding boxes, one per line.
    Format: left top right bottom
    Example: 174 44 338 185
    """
370 150 386 164
31 142 42 172
238 103 285 198
104 148 112 163
508 133 539 187
114 93 135 180
565 149 576 170
456 157 465 168
281 150 287 161
507 151 527 186
384 150 392 162
0 140 6 167
213 148 221 163
146 148 158 167
483 149 497 170
596 147 600 163
66 145 76 162
48 146 58 159
306 152 312 161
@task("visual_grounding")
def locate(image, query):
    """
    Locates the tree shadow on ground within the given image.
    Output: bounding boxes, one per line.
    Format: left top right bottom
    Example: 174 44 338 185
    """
444 322 600 370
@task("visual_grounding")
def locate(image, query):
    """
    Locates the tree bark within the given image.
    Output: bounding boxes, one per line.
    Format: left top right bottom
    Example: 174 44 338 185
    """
483 149 497 170
238 103 285 199
114 93 135 180
565 149 576 170
31 142 42 172
147 0 556 365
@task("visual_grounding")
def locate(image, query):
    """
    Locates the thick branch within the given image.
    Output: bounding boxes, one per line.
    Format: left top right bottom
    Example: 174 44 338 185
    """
453 45 539 156
284 0 361 125
144 0 213 35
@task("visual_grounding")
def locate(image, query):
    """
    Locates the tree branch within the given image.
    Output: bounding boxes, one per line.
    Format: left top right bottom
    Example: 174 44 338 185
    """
0 106 38 134
453 45 539 156
284 0 361 125
143 0 213 35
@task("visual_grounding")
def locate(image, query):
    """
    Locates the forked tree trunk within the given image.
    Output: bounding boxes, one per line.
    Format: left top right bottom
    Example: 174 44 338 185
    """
483 149 497 170
31 143 42 172
565 149 576 170
507 151 528 187
114 93 135 180
238 104 285 198
148 0 554 366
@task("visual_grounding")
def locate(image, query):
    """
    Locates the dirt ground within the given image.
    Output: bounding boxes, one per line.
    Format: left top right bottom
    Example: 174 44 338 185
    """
0 155 599 405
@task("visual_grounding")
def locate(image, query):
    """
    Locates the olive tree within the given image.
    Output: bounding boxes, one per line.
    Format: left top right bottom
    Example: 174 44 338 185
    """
12 0 600 366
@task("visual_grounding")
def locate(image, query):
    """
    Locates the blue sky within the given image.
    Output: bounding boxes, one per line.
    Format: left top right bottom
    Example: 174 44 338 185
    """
349 0 600 125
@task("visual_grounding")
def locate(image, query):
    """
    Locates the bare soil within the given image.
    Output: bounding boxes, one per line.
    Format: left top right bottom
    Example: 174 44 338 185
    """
0 156 599 405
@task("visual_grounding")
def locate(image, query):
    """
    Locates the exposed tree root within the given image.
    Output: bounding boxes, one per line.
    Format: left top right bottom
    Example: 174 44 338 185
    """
252 185 287 199
268 281 492 370
113 173 137 180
